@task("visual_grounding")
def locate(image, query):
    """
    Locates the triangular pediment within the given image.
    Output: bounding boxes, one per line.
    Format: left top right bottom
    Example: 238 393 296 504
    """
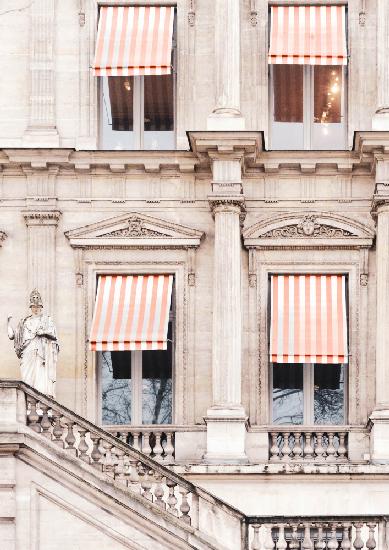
65 212 204 249
243 212 375 249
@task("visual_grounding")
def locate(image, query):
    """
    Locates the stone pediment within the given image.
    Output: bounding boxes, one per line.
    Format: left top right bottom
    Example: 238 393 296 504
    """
65 212 204 249
243 212 375 249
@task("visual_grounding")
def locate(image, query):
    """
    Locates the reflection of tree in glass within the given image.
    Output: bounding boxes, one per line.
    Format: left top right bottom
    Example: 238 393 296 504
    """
101 353 132 425
314 389 343 424
143 376 172 424
273 388 303 424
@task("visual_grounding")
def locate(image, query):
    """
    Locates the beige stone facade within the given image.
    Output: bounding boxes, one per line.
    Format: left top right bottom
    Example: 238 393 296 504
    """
1 1 389 549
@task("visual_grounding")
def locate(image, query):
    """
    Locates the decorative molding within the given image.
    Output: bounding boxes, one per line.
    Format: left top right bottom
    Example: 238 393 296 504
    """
250 0 258 26
244 212 375 250
0 231 7 245
23 210 61 227
188 0 195 26
360 274 368 286
65 212 205 250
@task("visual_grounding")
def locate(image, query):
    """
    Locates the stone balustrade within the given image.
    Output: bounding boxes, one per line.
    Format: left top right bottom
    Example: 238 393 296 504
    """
104 426 176 462
269 429 349 462
249 518 383 550
24 391 194 524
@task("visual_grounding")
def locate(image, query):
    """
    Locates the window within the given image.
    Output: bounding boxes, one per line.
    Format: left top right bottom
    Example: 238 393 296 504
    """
272 362 346 425
89 274 174 426
94 6 176 150
100 323 173 425
268 5 348 150
269 274 348 426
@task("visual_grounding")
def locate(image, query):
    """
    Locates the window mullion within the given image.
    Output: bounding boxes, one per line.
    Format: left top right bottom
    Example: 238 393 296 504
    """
303 65 311 150
132 351 142 425
304 362 314 425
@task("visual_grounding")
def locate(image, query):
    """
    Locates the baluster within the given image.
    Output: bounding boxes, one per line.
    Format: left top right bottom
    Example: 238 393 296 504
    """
164 432 175 462
153 473 166 510
179 486 191 525
264 525 275 550
316 524 326 550
353 523 364 550
293 432 303 460
281 433 291 461
51 410 64 448
40 403 51 438
251 525 262 550
27 396 41 433
338 433 347 460
366 523 377 550
138 464 154 501
270 432 280 461
153 433 164 461
326 432 336 462
304 433 314 460
276 525 287 550
289 525 299 550
114 447 126 484
101 440 115 474
132 431 141 451
142 433 152 456
118 431 128 444
65 420 77 454
90 434 103 469
166 477 179 516
341 523 352 550
128 459 141 493
315 433 325 460
78 428 90 463
328 523 339 550
302 523 313 550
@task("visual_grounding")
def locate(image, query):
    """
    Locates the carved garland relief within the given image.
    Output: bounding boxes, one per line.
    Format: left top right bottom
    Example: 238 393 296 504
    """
260 215 355 239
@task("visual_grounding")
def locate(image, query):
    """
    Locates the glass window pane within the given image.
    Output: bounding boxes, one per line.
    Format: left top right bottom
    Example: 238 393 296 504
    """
273 65 303 123
314 66 342 124
101 351 132 425
144 74 174 132
314 364 345 425
272 364 304 425
108 76 134 131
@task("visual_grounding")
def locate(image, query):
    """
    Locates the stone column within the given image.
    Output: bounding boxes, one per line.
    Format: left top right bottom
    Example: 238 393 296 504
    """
372 0 389 129
23 0 59 146
370 178 389 461
205 156 247 462
207 0 245 130
23 211 61 316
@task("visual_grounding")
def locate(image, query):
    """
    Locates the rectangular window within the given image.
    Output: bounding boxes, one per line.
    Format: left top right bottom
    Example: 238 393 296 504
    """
272 363 346 425
269 274 348 425
95 6 176 150
269 5 347 150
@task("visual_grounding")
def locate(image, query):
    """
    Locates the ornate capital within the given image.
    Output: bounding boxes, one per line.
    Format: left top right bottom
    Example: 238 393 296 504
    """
208 195 246 226
23 210 61 227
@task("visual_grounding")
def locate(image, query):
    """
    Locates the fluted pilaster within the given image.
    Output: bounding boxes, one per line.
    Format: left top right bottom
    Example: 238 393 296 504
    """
372 0 389 129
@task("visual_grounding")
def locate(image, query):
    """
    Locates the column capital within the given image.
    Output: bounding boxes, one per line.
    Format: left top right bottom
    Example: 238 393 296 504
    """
208 195 246 226
23 210 62 227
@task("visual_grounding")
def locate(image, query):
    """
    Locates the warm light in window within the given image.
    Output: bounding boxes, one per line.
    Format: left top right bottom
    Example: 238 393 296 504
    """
123 80 131 91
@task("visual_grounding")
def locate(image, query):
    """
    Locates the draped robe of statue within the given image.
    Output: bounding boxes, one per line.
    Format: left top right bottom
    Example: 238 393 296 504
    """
13 313 59 397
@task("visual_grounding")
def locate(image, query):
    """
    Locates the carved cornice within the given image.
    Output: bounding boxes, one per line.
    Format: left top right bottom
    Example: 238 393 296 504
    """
243 212 375 250
23 210 61 227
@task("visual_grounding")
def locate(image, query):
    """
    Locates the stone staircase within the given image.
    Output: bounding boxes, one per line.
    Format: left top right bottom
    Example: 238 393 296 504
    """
0 381 247 550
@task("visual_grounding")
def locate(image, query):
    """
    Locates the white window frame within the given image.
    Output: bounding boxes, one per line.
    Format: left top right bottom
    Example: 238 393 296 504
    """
99 9 177 150
269 64 348 150
98 287 175 426
270 362 348 426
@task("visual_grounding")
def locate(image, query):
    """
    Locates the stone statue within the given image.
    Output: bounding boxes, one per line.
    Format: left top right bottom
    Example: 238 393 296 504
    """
7 289 59 397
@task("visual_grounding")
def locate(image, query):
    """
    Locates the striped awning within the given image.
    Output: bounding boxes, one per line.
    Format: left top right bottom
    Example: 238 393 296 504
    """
93 6 174 76
270 275 348 364
89 275 173 351
269 5 348 65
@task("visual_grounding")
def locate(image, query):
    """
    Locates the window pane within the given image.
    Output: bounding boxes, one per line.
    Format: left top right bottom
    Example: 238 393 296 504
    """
314 364 345 425
314 66 342 124
273 65 303 123
108 76 134 131
272 364 303 425
101 351 132 425
144 74 174 132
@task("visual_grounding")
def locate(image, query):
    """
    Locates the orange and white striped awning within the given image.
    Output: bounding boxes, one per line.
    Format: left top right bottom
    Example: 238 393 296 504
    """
270 275 348 364
89 275 173 351
269 5 348 65
93 6 174 76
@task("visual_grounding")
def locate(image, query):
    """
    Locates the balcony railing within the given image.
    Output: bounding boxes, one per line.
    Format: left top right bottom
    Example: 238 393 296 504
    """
269 428 349 462
104 425 177 462
248 517 387 550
